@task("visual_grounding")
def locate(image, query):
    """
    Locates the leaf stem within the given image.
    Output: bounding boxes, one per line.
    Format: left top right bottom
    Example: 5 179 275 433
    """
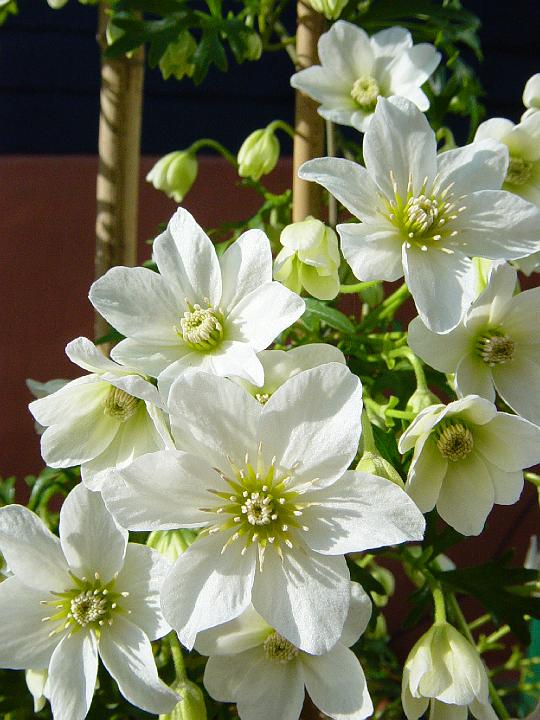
189 138 237 167
168 632 187 682
340 280 381 294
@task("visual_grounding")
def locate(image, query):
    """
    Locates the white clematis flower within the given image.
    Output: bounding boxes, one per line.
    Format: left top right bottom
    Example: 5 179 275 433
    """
409 262 540 425
0 485 178 720
29 337 171 491
398 394 540 535
232 343 345 403
522 73 540 120
402 621 497 720
196 582 373 720
300 96 540 333
101 363 425 654
474 113 540 206
291 22 440 132
89 208 305 396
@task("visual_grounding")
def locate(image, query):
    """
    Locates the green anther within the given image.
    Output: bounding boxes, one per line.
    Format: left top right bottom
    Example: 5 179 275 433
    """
435 420 474 462
476 328 515 367
350 75 380 111
103 386 140 422
506 156 533 186
177 303 224 351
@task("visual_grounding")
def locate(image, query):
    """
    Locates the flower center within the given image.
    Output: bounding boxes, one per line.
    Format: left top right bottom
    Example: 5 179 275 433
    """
201 444 312 566
435 422 474 462
506 156 533 186
103 386 140 422
255 392 270 404
385 175 465 253
476 330 515 366
350 75 380 111
177 303 224 351
263 632 299 663
41 571 130 637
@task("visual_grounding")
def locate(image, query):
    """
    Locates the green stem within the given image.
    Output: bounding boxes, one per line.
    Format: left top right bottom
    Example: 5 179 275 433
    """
189 138 237 167
169 632 187 681
390 348 429 392
360 409 376 454
447 594 510 720
525 472 540 488
386 409 416 420
432 585 447 625
340 280 381 294
268 119 295 140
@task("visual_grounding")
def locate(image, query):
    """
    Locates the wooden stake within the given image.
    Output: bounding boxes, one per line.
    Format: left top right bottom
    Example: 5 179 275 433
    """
292 1 324 223
94 4 144 341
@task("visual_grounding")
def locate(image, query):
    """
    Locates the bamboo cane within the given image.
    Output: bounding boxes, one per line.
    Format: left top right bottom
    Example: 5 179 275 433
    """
292 0 324 223
94 4 144 341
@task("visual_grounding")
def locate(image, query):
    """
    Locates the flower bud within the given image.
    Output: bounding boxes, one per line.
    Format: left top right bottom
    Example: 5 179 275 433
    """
523 73 540 120
146 151 198 203
307 0 348 19
237 127 280 181
274 217 341 300
356 452 404 488
245 31 263 61
405 386 440 415
159 31 197 81
147 530 197 564
402 622 496 720
160 680 207 720
47 0 69 7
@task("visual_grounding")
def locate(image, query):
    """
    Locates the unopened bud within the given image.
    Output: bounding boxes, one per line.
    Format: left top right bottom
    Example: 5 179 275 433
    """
160 680 207 720
406 386 439 415
146 151 198 203
307 0 348 19
237 127 280 181
356 451 404 488
159 31 197 80
147 530 197 563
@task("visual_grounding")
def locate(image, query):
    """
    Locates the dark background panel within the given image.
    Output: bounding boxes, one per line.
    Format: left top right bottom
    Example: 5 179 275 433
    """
1 0 539 154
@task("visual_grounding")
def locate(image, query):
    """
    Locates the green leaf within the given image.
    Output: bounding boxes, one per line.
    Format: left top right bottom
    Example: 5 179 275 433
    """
347 558 386 596
303 298 356 335
192 28 228 84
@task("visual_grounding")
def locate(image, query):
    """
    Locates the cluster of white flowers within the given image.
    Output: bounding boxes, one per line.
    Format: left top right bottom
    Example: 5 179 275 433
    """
5 15 540 720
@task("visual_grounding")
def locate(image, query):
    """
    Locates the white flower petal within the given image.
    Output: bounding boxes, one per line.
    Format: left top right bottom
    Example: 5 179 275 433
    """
0 577 61 668
469 262 517 326
500 286 540 339
523 73 540 109
408 316 470 373
252 547 350 654
340 582 372 647
111 337 190 378
227 281 305 351
260 363 362 488
40 403 119 468
318 21 373 82
339 223 404 281
99 616 178 714
387 44 441 91
449 395 497 426
436 454 495 536
436 140 508 195
474 413 540 471
303 644 373 720
82 403 167 491
161 532 256 649
371 26 412 57
470 698 499 720
207 341 264 386
195 606 271 656
169 371 262 470
29 375 106 427
59 485 127 584
65 336 129 374
48 632 98 720
115 543 171 640
89 266 181 341
103 372 163 407
153 207 222 306
401 680 429 720
0 505 68 591
363 97 437 199
219 229 272 313
406 436 448 513
403 244 475 333
203 649 261 702
303 471 425 554
102 450 215 530
455 354 495 402
481 459 523 506
156 351 211 401
291 66 355 108
429 700 468 720
299 158 382 222
474 117 515 144
398 404 448 453
493 353 540 425
454 190 540 260
236 654 305 720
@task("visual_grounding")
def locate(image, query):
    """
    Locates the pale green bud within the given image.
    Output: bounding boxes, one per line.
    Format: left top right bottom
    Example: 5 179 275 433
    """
356 451 404 488
274 217 341 300
237 127 280 181
159 31 197 80
405 386 440 415
160 680 207 720
146 151 198 203
147 530 197 564
47 0 69 7
245 31 263 61
307 0 349 19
